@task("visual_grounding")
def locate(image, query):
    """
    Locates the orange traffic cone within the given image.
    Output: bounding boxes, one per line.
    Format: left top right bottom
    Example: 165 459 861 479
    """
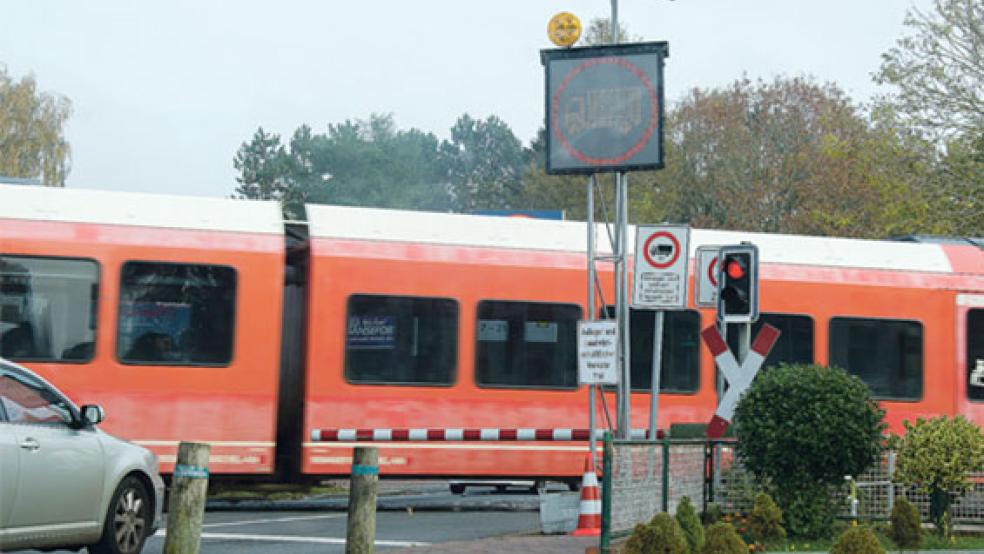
571 455 601 536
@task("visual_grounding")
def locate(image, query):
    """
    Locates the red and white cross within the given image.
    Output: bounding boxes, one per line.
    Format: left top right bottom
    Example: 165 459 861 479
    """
702 323 781 438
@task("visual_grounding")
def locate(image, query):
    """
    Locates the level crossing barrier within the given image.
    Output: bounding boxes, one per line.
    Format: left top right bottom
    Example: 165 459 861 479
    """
310 428 661 442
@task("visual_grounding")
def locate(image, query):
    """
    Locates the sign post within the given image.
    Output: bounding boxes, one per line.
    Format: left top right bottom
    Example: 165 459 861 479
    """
632 224 689 439
542 25 669 442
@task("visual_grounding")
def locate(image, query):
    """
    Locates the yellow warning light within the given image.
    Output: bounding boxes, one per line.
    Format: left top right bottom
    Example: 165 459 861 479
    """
548 12 581 48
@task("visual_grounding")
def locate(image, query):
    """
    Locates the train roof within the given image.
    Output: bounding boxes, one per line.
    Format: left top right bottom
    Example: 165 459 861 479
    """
306 204 971 274
0 184 283 234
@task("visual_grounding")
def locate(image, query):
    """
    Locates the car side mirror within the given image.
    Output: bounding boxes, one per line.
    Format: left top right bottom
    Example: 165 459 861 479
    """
80 404 105 426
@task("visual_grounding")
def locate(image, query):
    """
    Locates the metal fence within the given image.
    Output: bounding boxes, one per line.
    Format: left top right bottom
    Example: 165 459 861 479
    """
600 434 984 548
710 442 984 524
602 437 705 535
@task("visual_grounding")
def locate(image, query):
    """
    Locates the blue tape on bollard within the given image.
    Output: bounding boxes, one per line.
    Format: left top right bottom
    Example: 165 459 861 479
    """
351 464 379 476
174 464 209 479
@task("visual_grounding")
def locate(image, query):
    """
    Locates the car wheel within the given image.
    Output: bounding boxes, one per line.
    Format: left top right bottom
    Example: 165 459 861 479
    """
89 475 150 554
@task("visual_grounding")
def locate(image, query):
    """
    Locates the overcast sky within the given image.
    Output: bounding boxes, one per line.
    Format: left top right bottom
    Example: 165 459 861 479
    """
2 1 932 198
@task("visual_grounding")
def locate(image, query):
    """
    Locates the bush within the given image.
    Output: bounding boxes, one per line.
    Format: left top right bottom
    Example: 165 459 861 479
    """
889 497 921 549
624 512 688 554
675 496 705 553
747 492 785 544
733 363 885 537
779 483 839 539
894 415 984 536
699 522 746 554
829 526 886 554
702 502 723 525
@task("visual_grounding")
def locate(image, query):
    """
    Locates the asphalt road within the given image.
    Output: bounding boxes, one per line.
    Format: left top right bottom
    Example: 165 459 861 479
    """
22 484 559 554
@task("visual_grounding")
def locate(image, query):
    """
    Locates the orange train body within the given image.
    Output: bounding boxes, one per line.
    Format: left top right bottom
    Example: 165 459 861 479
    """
1 185 981 480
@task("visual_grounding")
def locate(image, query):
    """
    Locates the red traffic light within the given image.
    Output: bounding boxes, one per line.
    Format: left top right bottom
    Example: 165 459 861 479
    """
725 258 746 280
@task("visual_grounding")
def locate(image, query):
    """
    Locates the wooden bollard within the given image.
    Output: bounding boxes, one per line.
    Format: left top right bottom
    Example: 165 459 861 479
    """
163 442 210 554
345 446 379 554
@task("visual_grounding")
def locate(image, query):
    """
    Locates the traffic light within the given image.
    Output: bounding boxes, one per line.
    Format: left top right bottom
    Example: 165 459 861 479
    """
716 244 759 323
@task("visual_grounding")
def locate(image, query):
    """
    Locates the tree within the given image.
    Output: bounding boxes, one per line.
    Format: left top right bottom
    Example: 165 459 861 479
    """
440 114 525 212
652 76 937 238
579 17 642 46
893 415 984 536
733 362 885 537
233 114 452 217
874 0 983 140
0 66 72 186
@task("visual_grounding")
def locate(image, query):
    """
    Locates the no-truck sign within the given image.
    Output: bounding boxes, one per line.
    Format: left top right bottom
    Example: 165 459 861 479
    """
632 225 690 309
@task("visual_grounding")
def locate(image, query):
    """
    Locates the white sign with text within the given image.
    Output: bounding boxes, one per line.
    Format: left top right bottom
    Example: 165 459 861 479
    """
577 320 618 385
632 225 691 309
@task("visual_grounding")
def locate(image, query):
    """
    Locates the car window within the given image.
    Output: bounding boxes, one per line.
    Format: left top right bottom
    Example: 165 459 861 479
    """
0 373 73 425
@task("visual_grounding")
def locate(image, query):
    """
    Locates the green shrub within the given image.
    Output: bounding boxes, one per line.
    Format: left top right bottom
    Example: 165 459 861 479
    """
747 492 785 544
699 522 746 554
624 512 688 554
702 502 723 525
675 496 705 553
889 497 922 549
733 363 885 537
829 526 886 554
894 415 984 536
780 483 838 539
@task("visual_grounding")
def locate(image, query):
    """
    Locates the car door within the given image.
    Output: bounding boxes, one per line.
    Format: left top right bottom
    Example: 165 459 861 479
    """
0 403 21 542
0 370 105 547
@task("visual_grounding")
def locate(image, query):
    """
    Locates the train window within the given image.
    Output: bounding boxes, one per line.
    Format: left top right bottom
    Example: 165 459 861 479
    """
0 255 99 363
476 301 581 389
726 313 814 369
117 262 236 365
629 309 700 393
829 317 922 400
968 309 984 401
345 295 458 385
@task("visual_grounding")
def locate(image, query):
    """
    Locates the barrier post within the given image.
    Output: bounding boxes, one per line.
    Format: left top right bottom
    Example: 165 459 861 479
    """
163 441 210 554
600 432 613 553
346 446 379 554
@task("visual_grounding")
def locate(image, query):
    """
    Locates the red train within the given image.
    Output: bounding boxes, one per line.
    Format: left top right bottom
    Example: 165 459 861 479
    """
1 184 982 483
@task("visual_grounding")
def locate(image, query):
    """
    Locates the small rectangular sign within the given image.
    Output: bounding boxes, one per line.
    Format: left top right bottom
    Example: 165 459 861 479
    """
346 315 396 349
578 320 618 385
695 245 722 308
632 225 690 309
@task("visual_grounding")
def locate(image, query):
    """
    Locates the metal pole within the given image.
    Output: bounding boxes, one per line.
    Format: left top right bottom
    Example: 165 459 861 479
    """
613 173 625 438
619 173 631 439
588 174 597 469
611 0 619 44
649 311 663 439
738 323 750 365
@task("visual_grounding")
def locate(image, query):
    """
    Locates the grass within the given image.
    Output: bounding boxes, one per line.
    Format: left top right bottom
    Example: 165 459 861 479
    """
207 482 347 501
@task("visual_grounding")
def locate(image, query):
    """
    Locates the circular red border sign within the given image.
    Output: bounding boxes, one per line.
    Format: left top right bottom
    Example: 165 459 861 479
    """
551 57 660 166
707 256 719 287
642 231 680 269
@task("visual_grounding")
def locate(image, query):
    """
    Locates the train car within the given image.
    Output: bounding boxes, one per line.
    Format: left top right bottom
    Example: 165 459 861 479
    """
300 203 983 481
0 184 286 475
2 184 982 483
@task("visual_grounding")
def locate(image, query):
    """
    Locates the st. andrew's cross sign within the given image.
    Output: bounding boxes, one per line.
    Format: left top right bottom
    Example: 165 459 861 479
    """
541 42 668 174
702 323 781 438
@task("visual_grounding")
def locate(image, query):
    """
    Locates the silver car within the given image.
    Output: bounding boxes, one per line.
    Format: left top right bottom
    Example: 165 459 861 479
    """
0 358 165 553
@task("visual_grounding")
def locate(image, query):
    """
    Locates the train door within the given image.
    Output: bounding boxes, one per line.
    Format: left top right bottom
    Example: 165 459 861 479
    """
958 294 984 425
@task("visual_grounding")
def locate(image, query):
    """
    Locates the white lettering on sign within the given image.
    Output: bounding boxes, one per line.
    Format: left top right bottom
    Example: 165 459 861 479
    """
478 319 508 342
970 359 984 387
578 320 618 385
632 225 690 310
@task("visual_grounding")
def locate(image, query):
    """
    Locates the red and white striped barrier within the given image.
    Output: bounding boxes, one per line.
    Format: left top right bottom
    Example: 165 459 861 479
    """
310 428 661 442
701 323 780 438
